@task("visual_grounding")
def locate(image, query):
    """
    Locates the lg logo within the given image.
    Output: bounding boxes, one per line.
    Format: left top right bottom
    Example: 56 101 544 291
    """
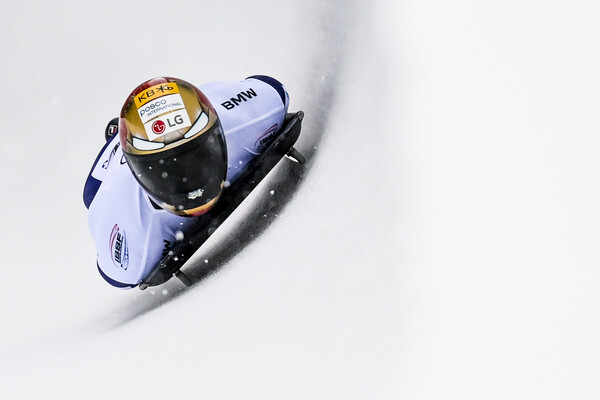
150 114 187 136
152 120 166 134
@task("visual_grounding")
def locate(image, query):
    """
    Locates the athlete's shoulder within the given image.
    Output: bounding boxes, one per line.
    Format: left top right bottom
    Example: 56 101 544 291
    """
83 132 124 209
245 75 288 107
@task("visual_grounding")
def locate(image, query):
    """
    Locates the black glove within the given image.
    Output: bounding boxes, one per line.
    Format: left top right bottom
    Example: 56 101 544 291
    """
104 117 119 142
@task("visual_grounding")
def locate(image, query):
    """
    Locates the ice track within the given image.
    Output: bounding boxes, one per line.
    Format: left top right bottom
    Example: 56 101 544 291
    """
2 1 600 399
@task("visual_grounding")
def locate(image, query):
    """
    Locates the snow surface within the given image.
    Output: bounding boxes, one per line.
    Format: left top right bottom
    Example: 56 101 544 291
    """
1 0 600 398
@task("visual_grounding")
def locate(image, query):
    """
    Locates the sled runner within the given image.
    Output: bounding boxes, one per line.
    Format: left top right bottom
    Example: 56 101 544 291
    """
139 111 305 290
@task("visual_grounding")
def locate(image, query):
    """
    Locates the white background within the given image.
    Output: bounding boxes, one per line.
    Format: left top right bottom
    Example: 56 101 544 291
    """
1 0 599 399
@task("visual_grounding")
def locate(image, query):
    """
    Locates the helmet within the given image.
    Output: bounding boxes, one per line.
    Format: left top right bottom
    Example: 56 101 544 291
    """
119 77 227 216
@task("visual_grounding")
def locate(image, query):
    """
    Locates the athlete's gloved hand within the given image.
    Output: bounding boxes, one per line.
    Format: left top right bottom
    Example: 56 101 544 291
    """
104 117 119 141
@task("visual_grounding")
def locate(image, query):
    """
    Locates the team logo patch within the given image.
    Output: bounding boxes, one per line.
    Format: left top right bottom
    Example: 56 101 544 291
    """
109 224 129 270
188 188 204 200
255 123 279 151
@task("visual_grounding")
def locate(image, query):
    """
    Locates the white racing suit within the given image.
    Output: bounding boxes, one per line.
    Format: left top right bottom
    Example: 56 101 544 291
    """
83 76 289 288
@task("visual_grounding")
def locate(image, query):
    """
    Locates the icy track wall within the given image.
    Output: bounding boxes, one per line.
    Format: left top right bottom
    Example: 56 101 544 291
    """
0 1 398 399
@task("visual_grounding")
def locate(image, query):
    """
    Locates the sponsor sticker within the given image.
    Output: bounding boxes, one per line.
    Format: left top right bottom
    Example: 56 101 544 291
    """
134 82 180 108
137 93 186 124
136 88 192 141
134 82 192 141
109 224 129 270
255 123 279 151
142 110 192 142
